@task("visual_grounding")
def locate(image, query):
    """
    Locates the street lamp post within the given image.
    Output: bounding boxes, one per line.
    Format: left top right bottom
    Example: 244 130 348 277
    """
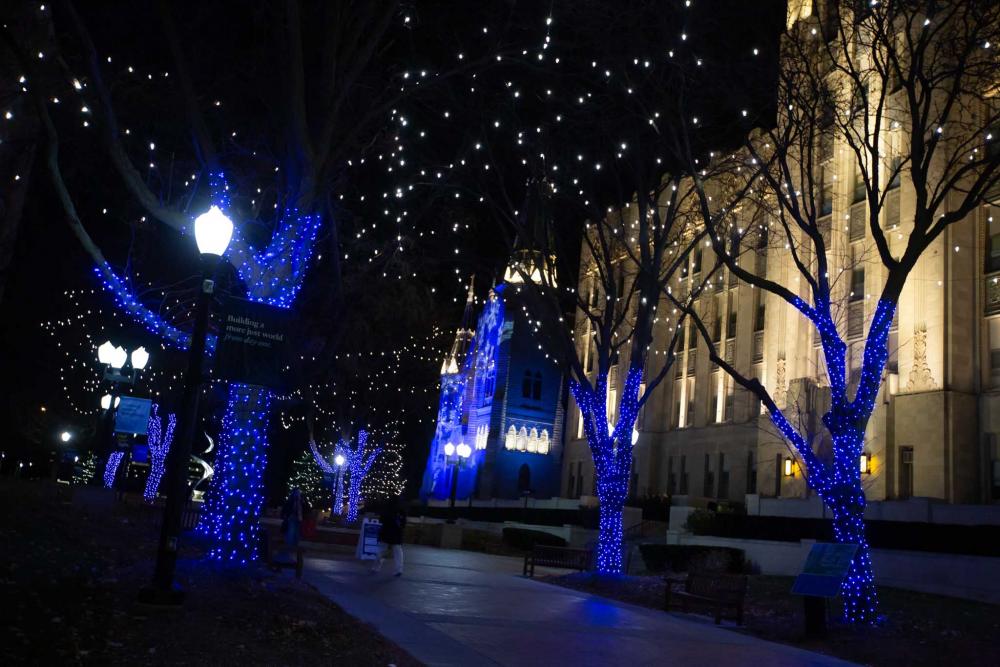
96 342 148 488
332 453 346 517
144 205 233 604
444 442 472 523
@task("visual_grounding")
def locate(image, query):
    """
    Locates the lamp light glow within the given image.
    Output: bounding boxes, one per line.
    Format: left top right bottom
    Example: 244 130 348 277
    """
130 346 150 370
110 345 128 369
60 431 72 443
860 452 872 475
456 442 471 458
194 205 234 256
783 456 794 477
443 442 455 457
97 340 115 365
334 454 346 467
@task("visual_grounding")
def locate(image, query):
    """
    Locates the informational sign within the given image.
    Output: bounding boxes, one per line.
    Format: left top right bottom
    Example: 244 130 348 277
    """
355 517 382 561
214 296 287 389
114 396 152 435
792 542 859 597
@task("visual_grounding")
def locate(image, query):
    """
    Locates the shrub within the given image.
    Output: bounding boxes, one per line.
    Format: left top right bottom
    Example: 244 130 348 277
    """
502 527 567 552
638 544 746 574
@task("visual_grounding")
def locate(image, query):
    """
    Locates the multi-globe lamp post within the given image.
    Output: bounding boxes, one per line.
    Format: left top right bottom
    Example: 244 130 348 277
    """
444 441 472 522
95 340 149 486
144 205 233 604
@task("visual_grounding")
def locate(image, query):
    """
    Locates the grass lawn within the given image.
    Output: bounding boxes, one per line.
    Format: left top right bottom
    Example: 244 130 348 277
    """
0 479 417 666
544 570 1000 667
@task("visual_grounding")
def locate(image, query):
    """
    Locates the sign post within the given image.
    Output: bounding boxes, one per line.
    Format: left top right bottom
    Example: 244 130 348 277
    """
791 542 859 637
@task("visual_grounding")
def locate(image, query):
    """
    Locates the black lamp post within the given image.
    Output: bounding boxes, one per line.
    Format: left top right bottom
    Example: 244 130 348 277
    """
142 205 233 605
444 441 471 523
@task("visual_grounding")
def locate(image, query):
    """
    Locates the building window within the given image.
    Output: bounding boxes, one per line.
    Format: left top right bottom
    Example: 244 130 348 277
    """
577 409 585 439
727 299 738 339
532 372 542 400
522 370 532 398
637 382 646 429
746 450 757 494
853 160 866 203
819 164 834 217
899 447 914 499
568 464 576 498
850 267 865 301
754 293 766 332
692 246 703 274
679 455 688 494
505 425 517 450
986 211 1000 274
667 456 676 494
482 364 496 407
575 461 584 498
718 453 729 499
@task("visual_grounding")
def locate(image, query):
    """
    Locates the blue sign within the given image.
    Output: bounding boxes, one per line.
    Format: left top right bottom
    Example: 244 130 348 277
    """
114 396 152 435
792 542 859 597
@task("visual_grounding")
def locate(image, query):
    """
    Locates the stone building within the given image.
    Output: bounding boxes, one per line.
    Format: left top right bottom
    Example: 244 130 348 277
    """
561 0 1000 509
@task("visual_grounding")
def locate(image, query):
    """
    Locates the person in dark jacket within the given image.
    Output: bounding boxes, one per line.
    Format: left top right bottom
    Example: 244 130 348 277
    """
371 498 407 576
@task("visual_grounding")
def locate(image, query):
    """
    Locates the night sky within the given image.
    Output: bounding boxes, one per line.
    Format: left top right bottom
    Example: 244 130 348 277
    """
0 1 784 500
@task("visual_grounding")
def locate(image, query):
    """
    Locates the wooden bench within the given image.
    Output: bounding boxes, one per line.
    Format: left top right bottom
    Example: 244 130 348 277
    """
262 528 303 579
523 545 591 577
664 572 747 625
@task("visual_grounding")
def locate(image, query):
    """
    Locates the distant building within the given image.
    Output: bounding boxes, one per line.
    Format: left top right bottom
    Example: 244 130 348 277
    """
420 254 566 501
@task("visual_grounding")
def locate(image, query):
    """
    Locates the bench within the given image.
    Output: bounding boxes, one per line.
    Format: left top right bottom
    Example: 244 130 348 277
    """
261 528 303 579
664 572 747 625
523 545 591 577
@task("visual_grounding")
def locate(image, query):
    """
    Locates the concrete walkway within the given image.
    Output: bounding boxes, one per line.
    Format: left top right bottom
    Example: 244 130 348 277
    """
304 546 854 667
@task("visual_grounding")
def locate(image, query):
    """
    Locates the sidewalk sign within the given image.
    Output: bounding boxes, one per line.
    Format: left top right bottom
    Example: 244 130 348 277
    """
792 542 859 597
356 517 382 560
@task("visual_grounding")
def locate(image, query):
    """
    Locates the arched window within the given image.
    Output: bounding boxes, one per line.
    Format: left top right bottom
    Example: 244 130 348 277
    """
517 426 528 451
532 372 542 400
527 428 539 453
522 370 532 398
505 425 517 450
538 430 550 455
482 363 496 406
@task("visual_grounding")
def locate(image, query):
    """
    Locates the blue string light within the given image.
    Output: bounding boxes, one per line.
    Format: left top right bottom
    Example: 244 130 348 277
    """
103 450 124 489
144 404 176 502
569 366 642 574
200 384 274 564
765 299 894 624
345 430 380 523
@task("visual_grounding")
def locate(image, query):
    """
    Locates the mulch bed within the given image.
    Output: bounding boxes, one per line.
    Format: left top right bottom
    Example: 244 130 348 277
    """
543 570 1000 667
0 480 419 666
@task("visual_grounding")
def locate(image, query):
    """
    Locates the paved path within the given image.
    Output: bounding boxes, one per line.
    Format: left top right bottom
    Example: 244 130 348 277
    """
304 546 853 667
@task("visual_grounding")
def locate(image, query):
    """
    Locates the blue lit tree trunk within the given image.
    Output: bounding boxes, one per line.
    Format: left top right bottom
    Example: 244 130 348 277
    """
200 384 274 563
571 368 642 574
344 430 380 524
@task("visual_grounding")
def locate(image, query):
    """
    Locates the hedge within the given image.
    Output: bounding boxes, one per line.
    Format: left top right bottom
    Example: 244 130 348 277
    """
501 527 568 552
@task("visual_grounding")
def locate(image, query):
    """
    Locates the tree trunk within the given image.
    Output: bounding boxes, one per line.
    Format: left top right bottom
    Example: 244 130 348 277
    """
347 471 361 523
200 384 274 563
595 477 625 574
829 485 879 624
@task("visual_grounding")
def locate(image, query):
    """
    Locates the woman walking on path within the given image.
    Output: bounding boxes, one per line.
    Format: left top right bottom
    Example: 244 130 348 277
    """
371 498 407 576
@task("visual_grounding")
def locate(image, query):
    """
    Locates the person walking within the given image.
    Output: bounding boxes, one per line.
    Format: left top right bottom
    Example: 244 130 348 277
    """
281 488 310 547
371 498 407 576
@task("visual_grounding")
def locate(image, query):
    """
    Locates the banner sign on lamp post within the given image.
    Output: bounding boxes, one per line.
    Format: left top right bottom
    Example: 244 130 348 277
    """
214 296 288 389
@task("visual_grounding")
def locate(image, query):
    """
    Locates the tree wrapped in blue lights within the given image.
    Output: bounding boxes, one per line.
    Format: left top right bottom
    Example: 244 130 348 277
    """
144 404 177 501
343 430 381 524
676 1 1000 624
103 451 125 489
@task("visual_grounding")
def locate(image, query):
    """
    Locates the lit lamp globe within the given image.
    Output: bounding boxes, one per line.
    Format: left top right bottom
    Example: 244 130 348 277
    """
194 205 234 256
130 346 150 370
334 454 346 467
443 442 455 457
100 394 121 410
97 340 116 365
60 431 72 443
456 443 472 459
110 345 128 369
